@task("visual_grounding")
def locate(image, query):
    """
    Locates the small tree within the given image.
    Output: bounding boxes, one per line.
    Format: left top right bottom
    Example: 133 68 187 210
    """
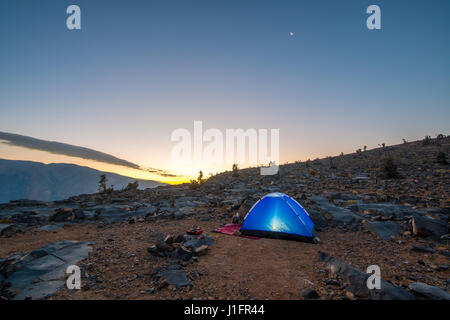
232 163 239 177
197 170 204 184
98 175 107 193
363 145 367 152
190 170 205 189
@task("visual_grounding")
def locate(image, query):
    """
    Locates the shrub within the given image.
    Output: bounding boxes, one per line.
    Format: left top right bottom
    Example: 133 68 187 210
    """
437 151 448 165
124 180 139 191
328 157 336 169
380 156 399 179
106 185 114 194
422 136 431 145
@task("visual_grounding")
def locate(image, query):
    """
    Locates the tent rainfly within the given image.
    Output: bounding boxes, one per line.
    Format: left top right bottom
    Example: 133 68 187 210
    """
240 193 318 243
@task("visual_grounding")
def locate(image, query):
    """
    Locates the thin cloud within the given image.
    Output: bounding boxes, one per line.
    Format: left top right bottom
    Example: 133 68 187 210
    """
0 131 180 178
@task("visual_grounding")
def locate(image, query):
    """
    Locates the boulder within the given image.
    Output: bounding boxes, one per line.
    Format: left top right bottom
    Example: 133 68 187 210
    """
182 235 214 251
164 235 174 244
173 246 193 261
147 245 165 257
155 241 174 254
174 207 194 219
11 211 47 225
366 221 401 240
73 209 85 219
301 288 320 299
134 205 157 217
0 224 13 236
306 208 328 230
318 251 415 300
237 199 254 219
0 224 21 237
49 208 75 222
90 204 133 224
173 234 185 243
412 213 448 241
194 245 209 256
309 196 363 225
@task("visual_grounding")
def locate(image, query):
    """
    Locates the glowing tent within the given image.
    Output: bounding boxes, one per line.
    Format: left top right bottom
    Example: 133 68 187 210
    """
240 193 316 243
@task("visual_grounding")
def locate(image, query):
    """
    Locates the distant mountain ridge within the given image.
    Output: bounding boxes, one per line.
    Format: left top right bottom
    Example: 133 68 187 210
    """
0 159 164 203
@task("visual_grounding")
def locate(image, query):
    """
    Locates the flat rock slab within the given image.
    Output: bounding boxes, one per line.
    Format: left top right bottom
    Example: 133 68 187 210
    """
409 282 450 300
309 196 363 225
347 203 422 220
90 205 134 224
38 224 67 232
160 266 191 287
366 221 401 240
13 280 66 300
411 245 436 254
1 240 92 300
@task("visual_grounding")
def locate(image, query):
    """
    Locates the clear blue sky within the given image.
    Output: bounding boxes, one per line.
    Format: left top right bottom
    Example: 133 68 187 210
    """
0 0 449 180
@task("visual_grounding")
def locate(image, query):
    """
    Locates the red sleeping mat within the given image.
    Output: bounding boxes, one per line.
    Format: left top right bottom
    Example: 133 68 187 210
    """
212 223 259 239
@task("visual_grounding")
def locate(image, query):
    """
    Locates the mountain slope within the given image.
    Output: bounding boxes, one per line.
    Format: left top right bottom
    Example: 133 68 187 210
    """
0 159 164 203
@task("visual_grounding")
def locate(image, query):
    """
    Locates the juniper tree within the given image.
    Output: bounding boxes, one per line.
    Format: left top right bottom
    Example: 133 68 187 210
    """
98 174 107 193
232 163 239 177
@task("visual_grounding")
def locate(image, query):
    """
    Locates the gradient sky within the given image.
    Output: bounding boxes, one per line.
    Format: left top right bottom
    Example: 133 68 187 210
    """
1 0 449 182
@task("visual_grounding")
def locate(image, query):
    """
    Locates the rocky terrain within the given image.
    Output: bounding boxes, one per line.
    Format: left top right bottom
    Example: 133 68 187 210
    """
0 136 449 300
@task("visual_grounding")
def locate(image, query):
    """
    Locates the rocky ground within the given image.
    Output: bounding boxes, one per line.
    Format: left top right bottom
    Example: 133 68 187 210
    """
0 136 449 300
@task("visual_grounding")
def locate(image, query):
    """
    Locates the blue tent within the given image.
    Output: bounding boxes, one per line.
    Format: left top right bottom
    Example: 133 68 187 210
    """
240 193 316 242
